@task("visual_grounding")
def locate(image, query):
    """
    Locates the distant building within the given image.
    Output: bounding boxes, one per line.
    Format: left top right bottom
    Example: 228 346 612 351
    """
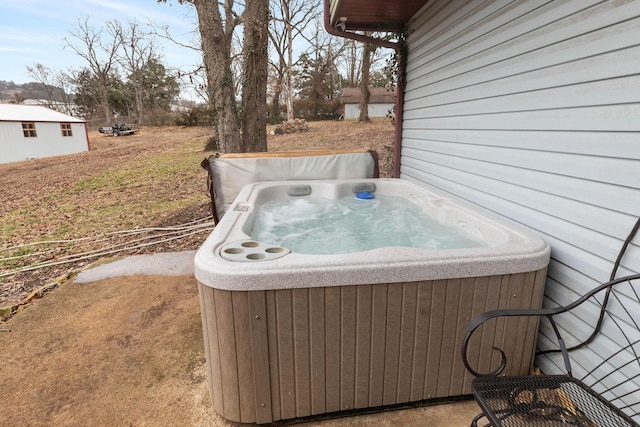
22 99 80 117
341 87 395 119
0 104 89 164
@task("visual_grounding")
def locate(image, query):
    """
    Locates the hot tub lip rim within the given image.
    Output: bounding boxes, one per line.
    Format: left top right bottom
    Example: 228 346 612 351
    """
195 178 551 291
194 243 551 291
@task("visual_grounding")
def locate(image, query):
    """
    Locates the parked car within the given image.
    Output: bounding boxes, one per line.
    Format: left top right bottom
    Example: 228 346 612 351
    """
98 123 139 136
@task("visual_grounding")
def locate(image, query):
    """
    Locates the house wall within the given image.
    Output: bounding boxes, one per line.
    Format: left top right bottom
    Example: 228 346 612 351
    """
403 0 640 379
344 103 394 119
0 121 88 164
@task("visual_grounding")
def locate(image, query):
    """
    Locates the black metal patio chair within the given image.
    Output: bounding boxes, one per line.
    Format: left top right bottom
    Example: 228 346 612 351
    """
461 218 640 427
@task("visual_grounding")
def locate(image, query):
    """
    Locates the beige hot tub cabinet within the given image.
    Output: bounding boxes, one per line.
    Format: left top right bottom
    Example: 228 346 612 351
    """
198 271 547 424
194 179 551 423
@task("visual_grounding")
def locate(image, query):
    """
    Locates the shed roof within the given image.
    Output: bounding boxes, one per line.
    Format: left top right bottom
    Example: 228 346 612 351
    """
0 104 84 123
341 87 395 104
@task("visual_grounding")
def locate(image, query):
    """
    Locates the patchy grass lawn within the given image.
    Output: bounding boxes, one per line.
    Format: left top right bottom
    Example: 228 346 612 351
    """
0 119 395 308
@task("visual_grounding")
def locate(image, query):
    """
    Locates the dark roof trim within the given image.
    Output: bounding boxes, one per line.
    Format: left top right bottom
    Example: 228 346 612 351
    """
328 0 428 32
323 0 399 50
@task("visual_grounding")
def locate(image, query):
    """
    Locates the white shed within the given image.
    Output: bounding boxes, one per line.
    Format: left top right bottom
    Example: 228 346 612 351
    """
0 104 89 164
341 87 395 119
328 0 640 400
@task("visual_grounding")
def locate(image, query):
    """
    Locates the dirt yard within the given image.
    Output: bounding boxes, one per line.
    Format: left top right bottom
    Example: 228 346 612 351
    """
0 119 409 426
0 275 479 426
1 274 216 425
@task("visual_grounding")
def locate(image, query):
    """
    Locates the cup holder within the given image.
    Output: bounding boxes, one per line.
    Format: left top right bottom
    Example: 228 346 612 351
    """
220 240 291 262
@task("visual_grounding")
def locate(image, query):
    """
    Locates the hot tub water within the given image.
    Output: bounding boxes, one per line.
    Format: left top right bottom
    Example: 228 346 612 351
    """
249 194 487 255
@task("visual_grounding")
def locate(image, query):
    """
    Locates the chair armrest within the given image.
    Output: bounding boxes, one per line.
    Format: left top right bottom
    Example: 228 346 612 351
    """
461 306 558 377
461 273 640 377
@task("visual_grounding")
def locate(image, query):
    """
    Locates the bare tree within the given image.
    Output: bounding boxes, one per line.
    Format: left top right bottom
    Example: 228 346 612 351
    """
25 64 58 109
111 20 161 126
187 0 242 152
65 17 121 124
25 63 73 113
158 0 270 153
341 40 362 87
54 71 76 116
295 18 347 118
149 9 208 104
269 0 320 121
266 53 286 123
242 0 269 152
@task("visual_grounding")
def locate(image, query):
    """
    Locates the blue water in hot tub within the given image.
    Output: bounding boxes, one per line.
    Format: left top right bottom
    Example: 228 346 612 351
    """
248 194 486 255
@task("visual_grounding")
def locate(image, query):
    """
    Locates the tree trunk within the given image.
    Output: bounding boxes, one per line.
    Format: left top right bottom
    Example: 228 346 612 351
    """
270 74 283 124
193 0 242 153
241 0 269 152
285 1 295 121
358 42 371 123
102 84 111 125
135 84 144 126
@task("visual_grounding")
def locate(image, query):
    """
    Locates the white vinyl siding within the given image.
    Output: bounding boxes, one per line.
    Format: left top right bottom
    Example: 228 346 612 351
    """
0 121 88 163
0 104 87 164
402 0 640 381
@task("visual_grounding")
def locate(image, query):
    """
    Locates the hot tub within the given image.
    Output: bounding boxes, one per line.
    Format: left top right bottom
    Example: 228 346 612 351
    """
195 178 550 424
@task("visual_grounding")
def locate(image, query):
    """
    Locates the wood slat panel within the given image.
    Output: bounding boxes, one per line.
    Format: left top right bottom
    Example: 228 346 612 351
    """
461 276 489 393
424 279 446 399
476 276 502 380
354 285 373 409
512 272 538 374
397 282 418 403
369 283 388 406
436 279 461 397
274 290 296 420
491 276 512 374
520 270 548 373
292 289 311 417
308 287 326 415
410 281 433 400
213 289 241 421
198 285 222 414
340 286 357 411
265 291 281 421
248 291 272 424
324 286 342 413
449 277 477 394
231 292 256 422
382 283 403 405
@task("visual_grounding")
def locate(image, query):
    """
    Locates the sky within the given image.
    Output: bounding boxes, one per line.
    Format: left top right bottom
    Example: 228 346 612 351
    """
0 0 202 91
